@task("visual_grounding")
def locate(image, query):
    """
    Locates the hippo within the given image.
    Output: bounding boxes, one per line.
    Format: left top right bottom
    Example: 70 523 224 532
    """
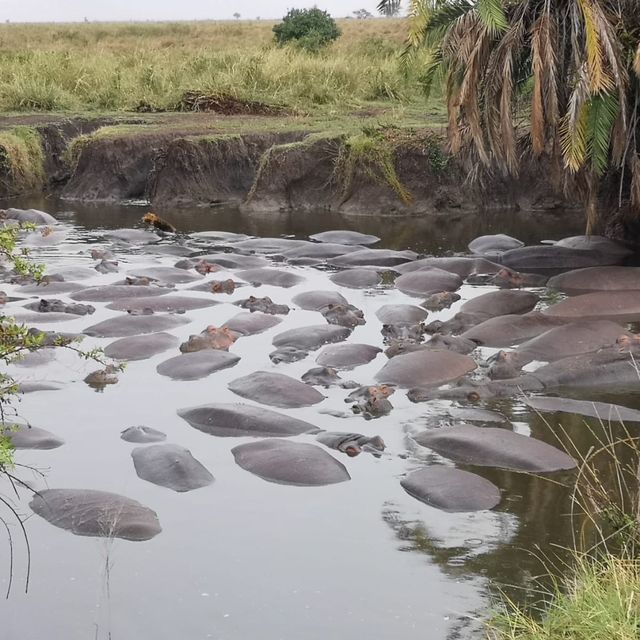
499 245 624 275
524 396 640 423
328 248 418 268
489 268 548 289
194 260 222 275
281 242 361 260
376 304 428 325
127 267 201 285
272 325 352 352
105 333 179 361
180 327 237 352
17 281 86 296
292 290 348 311
433 290 540 334
195 253 269 269
381 322 426 344
84 365 119 389
316 343 381 369
384 340 429 358
553 235 633 258
132 444 214 492
395 256 502 277
178 403 319 438
460 312 569 347
104 228 159 244
232 237 310 253
468 233 524 256
235 296 290 315
309 230 380 245
30 489 162 541
414 424 576 472
25 299 95 316
107 295 218 313
223 312 282 336
301 367 359 389
401 466 502 512
231 440 350 486
321 303 365 328
489 320 632 375
421 291 461 311
547 266 640 295
228 371 325 408
83 314 190 338
236 268 304 288
95 259 119 274
542 291 640 322
3 207 57 225
71 285 171 302
121 426 167 443
5 424 64 449
395 268 463 297
156 350 240 381
316 432 385 457
422 334 477 354
269 346 309 364
375 349 477 388
329 269 382 289
346 384 395 420
209 279 236 294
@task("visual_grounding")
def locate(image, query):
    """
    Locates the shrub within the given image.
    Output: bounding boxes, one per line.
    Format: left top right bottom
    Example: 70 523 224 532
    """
272 8 341 52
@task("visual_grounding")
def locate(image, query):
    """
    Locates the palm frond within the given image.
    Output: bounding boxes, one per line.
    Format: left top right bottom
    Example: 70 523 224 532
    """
634 43 640 77
577 0 614 93
475 0 508 35
560 69 591 172
586 92 619 175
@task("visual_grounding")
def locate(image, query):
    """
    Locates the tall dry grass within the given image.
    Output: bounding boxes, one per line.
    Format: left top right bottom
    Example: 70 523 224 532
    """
0 19 429 113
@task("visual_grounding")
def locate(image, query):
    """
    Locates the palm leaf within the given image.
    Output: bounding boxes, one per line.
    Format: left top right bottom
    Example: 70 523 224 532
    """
577 0 614 93
586 92 619 175
634 42 640 78
475 0 508 35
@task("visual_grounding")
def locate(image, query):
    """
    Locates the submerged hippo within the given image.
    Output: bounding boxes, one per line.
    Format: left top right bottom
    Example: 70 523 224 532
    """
301 367 359 389
178 403 319 438
105 332 179 361
421 291 461 311
317 432 385 457
321 303 365 328
231 439 350 486
346 384 395 419
329 269 382 289
547 266 640 295
395 268 463 297
316 343 381 369
180 326 238 352
401 466 501 512
30 489 162 541
468 233 524 256
376 349 477 388
236 268 305 288
309 230 380 246
525 396 640 423
121 426 167 443
156 350 240 381
25 299 95 316
132 444 214 492
414 424 576 472
5 424 64 449
235 296 290 315
228 371 325 408
293 290 348 311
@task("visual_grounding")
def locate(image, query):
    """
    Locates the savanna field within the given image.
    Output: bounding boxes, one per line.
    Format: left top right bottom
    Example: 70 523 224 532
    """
0 18 442 118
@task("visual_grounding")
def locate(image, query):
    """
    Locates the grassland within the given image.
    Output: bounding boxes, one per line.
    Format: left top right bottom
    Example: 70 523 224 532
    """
0 19 442 119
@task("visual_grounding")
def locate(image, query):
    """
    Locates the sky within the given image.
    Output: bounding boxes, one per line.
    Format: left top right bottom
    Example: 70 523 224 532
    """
0 1 390 22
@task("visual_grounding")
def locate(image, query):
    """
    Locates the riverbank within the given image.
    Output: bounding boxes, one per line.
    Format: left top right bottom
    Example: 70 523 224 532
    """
0 113 581 219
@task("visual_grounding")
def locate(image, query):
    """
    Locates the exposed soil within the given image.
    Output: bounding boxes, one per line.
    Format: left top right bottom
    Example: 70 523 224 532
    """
176 92 291 116
0 113 583 221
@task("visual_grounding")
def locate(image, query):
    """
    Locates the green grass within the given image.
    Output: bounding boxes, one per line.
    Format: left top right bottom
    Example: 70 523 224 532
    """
0 126 45 194
0 19 437 115
489 554 640 640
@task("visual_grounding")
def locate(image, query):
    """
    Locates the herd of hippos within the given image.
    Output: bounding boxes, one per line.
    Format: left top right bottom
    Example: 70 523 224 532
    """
3 206 640 543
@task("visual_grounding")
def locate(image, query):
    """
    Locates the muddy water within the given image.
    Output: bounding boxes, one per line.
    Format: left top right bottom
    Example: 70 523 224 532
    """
0 199 633 640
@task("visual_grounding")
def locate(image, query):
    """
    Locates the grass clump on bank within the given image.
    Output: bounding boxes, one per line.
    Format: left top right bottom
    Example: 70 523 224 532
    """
0 126 45 194
0 19 431 114
489 554 640 640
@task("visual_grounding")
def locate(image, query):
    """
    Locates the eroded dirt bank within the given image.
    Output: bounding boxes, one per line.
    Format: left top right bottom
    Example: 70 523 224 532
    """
0 114 581 218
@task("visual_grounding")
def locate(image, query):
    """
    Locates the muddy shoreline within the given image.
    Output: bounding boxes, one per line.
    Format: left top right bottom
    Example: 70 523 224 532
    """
0 115 582 218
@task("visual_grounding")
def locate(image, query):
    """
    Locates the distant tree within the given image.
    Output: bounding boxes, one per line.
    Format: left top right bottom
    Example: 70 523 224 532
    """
377 0 401 16
353 9 374 19
233 12 240 20
273 8 341 52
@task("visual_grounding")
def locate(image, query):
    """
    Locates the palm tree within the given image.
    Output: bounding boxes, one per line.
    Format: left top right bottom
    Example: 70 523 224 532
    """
382 0 640 233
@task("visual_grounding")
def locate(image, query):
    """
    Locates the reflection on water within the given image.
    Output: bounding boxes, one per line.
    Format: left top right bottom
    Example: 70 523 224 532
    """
0 196 632 640
7 195 587 254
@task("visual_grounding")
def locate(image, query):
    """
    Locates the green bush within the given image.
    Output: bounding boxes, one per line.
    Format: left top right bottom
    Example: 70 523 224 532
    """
273 8 341 52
